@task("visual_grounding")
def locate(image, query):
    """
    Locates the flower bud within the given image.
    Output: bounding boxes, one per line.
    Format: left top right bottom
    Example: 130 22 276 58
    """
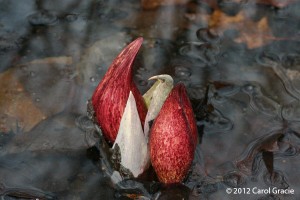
150 83 198 184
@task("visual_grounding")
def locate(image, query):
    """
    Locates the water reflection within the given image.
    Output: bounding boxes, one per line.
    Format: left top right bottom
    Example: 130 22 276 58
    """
0 0 300 199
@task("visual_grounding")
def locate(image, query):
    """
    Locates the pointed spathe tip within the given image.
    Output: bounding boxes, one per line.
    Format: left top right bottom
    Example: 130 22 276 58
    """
116 37 144 65
148 74 174 84
127 37 143 51
135 37 144 43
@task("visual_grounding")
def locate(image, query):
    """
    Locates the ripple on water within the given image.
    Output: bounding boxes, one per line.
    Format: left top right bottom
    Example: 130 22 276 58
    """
241 82 280 117
179 43 220 65
201 108 233 134
281 100 300 121
27 10 58 26
222 171 246 188
1 0 299 198
263 170 289 189
175 66 191 79
282 54 300 69
191 181 219 196
236 128 283 176
75 115 95 131
64 14 78 22
196 28 220 43
218 0 241 16
211 81 241 97
255 51 280 67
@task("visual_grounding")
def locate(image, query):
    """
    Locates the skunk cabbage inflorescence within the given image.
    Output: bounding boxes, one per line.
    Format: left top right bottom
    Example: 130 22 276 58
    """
90 37 198 183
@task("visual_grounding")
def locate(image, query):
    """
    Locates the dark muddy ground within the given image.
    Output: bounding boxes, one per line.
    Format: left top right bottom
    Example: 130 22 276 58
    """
0 0 299 199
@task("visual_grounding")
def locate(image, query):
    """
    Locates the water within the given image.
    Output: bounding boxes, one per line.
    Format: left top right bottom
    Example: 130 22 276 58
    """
0 0 300 199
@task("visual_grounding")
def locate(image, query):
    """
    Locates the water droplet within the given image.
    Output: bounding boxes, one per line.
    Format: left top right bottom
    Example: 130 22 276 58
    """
179 44 191 56
196 28 219 43
28 10 58 26
90 76 96 82
97 66 103 71
175 67 191 79
255 52 279 66
20 65 28 72
243 85 254 94
65 14 78 22
242 83 262 95
42 142 49 147
30 71 36 77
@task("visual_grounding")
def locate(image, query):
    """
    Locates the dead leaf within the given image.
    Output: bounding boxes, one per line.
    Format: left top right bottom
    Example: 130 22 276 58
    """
233 17 272 49
257 0 296 8
209 10 273 48
141 0 190 9
23 56 72 65
0 70 45 133
16 56 75 116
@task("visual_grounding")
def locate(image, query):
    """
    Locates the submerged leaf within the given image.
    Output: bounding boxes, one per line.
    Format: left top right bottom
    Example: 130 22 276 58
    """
143 74 174 140
262 151 274 175
113 92 149 178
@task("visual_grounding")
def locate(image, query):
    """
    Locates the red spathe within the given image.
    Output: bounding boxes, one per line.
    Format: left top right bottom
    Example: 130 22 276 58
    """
150 83 198 184
92 38 147 144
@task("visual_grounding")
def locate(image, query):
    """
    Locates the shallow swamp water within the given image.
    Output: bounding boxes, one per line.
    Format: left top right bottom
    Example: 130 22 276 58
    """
0 0 300 199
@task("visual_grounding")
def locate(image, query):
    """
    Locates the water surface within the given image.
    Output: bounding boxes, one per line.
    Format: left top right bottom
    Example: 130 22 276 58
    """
0 0 300 199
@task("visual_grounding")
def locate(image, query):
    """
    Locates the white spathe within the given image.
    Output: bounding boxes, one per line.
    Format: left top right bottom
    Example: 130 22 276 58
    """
113 91 149 177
